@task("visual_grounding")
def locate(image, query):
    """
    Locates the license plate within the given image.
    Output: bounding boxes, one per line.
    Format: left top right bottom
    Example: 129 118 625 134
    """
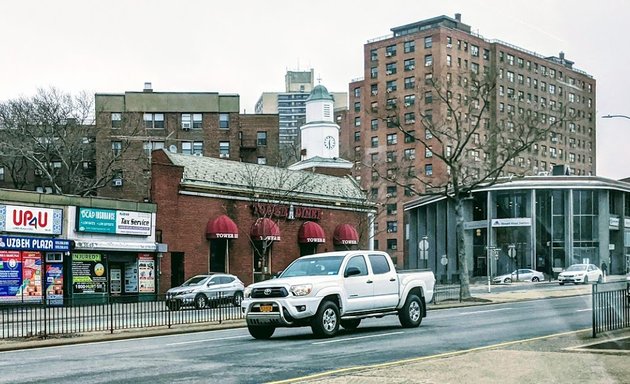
260 305 273 312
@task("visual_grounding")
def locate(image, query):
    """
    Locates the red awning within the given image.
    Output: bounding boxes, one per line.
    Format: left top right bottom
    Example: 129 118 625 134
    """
333 224 359 245
250 218 281 241
206 215 239 239
298 221 326 244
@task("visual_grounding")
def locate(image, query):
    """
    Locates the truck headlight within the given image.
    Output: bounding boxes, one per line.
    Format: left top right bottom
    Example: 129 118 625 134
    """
244 287 252 299
290 284 312 296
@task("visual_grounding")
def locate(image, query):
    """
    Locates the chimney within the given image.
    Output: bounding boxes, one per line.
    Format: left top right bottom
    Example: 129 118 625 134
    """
143 82 153 92
454 13 462 22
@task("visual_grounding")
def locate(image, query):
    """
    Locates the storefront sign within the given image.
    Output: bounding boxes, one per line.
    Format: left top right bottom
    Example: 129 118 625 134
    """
491 218 532 227
609 217 620 230
251 203 323 220
138 254 155 293
74 240 156 252
77 207 152 236
72 253 107 293
0 235 71 252
464 220 487 230
0 204 63 235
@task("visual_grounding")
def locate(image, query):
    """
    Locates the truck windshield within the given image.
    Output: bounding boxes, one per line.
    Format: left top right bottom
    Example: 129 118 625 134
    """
281 256 345 277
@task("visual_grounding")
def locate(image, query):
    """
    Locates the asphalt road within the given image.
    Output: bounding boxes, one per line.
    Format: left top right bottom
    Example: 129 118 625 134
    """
0 294 595 384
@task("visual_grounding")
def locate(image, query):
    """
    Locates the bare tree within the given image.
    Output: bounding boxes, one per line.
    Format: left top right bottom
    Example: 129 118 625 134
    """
0 88 131 196
370 68 574 298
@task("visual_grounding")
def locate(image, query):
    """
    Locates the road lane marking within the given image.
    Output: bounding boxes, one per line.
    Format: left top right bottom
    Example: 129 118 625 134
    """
458 308 513 315
268 328 591 384
312 331 404 345
167 335 249 346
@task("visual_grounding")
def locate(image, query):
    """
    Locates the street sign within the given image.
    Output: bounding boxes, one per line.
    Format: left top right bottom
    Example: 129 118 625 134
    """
440 255 448 266
419 238 429 251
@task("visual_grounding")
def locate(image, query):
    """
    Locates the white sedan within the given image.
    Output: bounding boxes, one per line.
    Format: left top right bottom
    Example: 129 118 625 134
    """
558 264 603 285
492 269 545 284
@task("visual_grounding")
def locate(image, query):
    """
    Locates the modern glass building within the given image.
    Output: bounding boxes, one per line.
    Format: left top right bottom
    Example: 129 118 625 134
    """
404 176 630 283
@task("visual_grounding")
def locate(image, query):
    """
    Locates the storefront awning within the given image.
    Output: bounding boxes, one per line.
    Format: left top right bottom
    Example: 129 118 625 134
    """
206 215 239 239
250 218 281 241
298 221 326 244
333 224 359 245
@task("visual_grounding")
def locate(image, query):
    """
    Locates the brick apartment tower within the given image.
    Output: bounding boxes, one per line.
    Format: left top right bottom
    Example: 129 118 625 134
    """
339 14 596 266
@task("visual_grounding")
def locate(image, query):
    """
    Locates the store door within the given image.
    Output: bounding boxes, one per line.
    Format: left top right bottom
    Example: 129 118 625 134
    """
110 265 122 295
171 252 185 288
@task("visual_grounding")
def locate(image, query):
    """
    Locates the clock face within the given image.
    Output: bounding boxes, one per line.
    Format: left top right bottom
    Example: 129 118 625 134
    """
324 135 336 150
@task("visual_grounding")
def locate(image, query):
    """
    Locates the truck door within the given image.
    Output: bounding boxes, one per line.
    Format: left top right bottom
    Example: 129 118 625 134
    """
342 255 373 313
368 254 399 309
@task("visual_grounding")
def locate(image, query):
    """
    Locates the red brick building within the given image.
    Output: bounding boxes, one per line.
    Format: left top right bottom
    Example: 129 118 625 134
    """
151 149 372 291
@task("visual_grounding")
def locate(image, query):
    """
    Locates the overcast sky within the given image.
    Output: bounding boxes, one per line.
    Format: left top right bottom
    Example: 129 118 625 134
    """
1 0 628 178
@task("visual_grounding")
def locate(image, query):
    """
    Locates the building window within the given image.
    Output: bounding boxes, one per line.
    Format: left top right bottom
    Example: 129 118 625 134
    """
385 63 397 75
143 141 164 156
354 87 361 98
192 141 203 155
470 45 479 57
425 164 433 176
371 119 378 130
404 148 415 160
219 113 230 129
354 102 361 112
386 151 396 163
404 77 415 90
387 238 398 250
354 117 361 127
404 40 415 53
386 185 397 197
257 157 267 165
371 136 378 148
354 131 361 142
111 113 122 128
404 94 415 106
181 142 192 155
404 130 415 143
385 44 397 57
387 221 398 233
182 113 202 129
424 36 432 49
219 141 230 158
424 91 432 104
144 113 164 129
424 54 433 67
257 131 267 146
370 67 378 79
425 146 433 158
404 59 415 71
370 49 378 61
111 141 122 157
404 112 415 124
386 133 397 145
386 80 397 92
387 204 397 215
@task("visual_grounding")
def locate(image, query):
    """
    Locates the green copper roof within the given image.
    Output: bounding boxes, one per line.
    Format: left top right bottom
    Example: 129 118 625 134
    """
306 84 334 102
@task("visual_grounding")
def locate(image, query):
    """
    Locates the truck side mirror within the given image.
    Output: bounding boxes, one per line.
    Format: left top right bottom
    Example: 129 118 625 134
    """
345 267 361 277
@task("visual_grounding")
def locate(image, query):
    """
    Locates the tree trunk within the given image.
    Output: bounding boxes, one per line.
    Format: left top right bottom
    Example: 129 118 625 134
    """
455 197 472 299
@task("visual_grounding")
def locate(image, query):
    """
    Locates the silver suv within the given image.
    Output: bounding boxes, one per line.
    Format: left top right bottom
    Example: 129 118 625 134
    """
166 273 244 310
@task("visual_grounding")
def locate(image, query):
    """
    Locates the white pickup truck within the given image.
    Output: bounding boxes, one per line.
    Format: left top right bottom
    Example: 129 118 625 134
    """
241 250 435 339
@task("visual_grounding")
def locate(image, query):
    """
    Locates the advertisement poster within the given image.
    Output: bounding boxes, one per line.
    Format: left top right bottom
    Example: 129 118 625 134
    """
21 251 42 303
72 253 107 293
138 255 155 293
0 251 22 303
45 264 64 306
124 263 138 293
77 207 151 236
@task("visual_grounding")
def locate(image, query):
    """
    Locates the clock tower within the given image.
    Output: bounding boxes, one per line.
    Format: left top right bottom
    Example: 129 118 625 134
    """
289 83 353 175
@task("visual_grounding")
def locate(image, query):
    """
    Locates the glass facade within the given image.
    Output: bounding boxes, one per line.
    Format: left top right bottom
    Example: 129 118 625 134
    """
572 190 599 265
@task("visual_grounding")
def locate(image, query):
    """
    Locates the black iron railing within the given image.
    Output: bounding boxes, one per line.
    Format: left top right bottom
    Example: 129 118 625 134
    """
0 294 244 339
592 282 630 337
432 285 462 304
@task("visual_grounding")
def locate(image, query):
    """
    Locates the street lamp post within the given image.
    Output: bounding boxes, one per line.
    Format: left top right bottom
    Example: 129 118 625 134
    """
602 114 630 120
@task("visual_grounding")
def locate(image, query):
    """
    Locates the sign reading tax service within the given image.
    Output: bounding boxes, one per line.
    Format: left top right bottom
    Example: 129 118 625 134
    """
77 207 151 236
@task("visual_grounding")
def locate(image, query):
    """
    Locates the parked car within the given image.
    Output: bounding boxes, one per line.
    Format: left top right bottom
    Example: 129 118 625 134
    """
166 273 244 310
558 264 603 285
492 269 545 284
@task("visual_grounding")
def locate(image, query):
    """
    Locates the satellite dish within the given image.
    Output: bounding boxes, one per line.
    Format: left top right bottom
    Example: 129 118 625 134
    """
169 145 177 153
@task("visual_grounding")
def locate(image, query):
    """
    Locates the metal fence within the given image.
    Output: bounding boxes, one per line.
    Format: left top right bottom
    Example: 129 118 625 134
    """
592 282 630 337
432 285 462 304
0 294 244 339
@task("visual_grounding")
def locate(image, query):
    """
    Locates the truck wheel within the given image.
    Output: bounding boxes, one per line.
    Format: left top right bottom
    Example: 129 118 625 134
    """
311 300 340 338
194 294 207 309
248 325 275 339
399 294 423 328
340 319 361 330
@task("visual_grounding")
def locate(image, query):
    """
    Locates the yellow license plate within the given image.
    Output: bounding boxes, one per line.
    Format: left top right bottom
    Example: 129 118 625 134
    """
260 305 273 312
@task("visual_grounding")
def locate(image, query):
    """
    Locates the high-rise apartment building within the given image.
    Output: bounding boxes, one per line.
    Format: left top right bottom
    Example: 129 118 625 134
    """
95 83 279 201
340 14 596 266
256 70 347 165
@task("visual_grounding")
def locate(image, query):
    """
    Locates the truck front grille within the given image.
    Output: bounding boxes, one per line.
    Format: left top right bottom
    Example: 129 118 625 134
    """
251 287 288 298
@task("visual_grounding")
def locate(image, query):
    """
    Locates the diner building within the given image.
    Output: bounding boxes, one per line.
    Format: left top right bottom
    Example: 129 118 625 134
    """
150 149 372 291
404 176 630 283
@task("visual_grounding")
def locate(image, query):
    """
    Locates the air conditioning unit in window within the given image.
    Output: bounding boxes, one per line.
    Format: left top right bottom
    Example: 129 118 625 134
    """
386 193 392 198
390 244 397 250
425 62 432 67
182 127 190 132
193 153 203 157
219 153 229 158
182 122 191 129
112 178 123 187
408 65 415 70
385 52 393 57
446 44 452 48
371 90 378 96
404 103 411 107
385 70 393 75
386 88 393 93
409 155 416 160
